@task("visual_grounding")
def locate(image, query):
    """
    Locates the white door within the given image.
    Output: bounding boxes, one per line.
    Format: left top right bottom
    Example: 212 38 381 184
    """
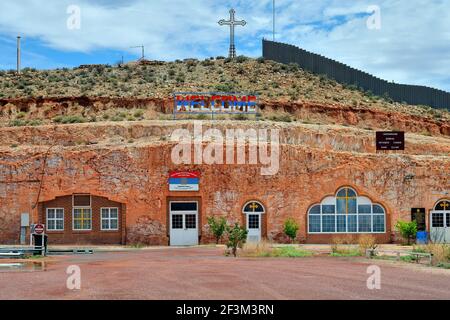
170 202 199 246
430 211 450 243
246 213 261 243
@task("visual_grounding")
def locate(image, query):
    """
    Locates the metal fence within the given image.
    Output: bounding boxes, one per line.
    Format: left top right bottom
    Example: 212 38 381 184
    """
262 39 450 110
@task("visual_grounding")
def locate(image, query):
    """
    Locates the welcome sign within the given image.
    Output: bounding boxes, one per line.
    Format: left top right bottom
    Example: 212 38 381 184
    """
173 92 258 116
169 171 200 191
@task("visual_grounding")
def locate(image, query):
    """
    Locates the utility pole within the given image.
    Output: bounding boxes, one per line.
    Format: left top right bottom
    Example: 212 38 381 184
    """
273 0 276 41
17 35 21 74
130 45 145 60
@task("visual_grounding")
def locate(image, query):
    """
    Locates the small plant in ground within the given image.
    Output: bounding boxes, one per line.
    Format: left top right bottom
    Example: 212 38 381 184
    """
283 217 299 243
226 223 248 257
207 216 227 244
395 220 417 245
358 235 378 256
53 115 86 124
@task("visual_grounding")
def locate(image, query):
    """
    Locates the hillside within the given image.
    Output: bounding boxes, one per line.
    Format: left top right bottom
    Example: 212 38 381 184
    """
0 57 448 133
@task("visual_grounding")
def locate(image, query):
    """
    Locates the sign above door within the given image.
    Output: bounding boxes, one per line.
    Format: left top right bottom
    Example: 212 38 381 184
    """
169 171 200 192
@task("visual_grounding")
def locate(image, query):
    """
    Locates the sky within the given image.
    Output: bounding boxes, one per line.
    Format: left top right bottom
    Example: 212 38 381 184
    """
0 0 449 92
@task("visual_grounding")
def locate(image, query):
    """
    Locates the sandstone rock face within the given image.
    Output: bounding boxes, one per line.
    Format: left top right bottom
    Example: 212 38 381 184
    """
0 121 448 245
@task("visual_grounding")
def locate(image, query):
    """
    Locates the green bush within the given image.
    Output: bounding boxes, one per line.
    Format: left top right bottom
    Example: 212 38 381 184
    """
226 223 248 257
207 216 227 244
53 115 86 124
283 218 299 243
395 220 417 245
271 246 312 257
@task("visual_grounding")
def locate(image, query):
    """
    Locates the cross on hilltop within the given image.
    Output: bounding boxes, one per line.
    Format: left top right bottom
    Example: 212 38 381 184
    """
218 9 247 59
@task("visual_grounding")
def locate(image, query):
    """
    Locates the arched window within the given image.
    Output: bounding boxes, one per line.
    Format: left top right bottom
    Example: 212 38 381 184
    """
308 187 386 234
434 200 450 211
243 201 265 213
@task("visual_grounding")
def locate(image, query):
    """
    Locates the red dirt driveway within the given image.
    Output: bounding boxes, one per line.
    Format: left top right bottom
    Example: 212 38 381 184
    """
0 247 449 300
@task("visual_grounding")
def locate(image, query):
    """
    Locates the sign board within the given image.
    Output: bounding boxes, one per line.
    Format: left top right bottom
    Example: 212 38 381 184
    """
411 208 426 231
21 213 30 227
376 131 405 150
169 171 200 192
33 224 45 235
173 92 258 117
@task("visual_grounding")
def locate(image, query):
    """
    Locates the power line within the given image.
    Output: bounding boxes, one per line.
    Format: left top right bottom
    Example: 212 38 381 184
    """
130 45 145 60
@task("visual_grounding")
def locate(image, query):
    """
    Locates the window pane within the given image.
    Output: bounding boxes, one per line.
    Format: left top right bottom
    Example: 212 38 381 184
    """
309 205 320 214
56 209 64 219
244 202 264 213
347 189 356 197
337 198 346 214
74 220 81 230
322 215 335 232
358 205 372 214
171 202 197 211
337 189 346 197
48 220 55 230
47 209 55 219
248 214 260 229
373 205 385 214
172 215 183 229
102 220 109 230
185 214 197 229
432 213 444 228
347 215 357 232
358 215 371 232
337 215 346 232
447 213 450 228
322 205 335 214
110 219 118 230
373 215 385 232
110 208 118 218
348 198 357 214
309 215 321 232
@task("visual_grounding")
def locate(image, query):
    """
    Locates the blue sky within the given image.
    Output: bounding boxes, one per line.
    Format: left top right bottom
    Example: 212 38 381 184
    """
0 0 449 91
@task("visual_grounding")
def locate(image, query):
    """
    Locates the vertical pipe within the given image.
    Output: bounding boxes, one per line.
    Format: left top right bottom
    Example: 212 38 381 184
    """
17 36 21 75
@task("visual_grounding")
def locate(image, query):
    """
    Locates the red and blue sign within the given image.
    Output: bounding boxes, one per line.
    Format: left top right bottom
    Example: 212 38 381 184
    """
169 171 200 192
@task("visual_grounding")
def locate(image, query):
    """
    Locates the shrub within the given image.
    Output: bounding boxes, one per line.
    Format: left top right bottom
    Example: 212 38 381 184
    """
53 115 86 124
358 235 378 255
256 57 265 64
395 220 417 245
283 218 299 243
226 223 248 257
235 55 248 63
207 216 227 244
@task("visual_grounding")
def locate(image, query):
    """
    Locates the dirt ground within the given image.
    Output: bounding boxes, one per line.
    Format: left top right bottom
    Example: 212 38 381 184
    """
0 247 449 300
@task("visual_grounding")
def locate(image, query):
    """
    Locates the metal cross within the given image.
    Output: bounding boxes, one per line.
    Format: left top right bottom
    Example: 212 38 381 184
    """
440 201 449 210
249 203 259 212
218 9 246 59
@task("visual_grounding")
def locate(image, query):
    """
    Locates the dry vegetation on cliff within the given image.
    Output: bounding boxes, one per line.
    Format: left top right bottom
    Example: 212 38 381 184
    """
1 57 448 118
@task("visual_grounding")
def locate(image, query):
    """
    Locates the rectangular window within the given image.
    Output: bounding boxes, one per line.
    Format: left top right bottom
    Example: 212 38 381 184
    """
347 215 357 232
432 213 444 228
46 208 64 231
73 194 91 207
73 208 92 230
185 214 197 229
336 215 346 232
170 202 197 211
248 214 260 229
309 215 321 232
358 205 372 214
373 215 385 232
322 205 335 214
172 214 183 229
358 215 372 232
447 213 450 228
337 199 346 214
101 208 119 231
348 199 357 214
322 215 335 232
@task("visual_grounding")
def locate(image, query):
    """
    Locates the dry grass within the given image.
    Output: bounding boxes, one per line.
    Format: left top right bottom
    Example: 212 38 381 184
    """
358 235 378 255
0 58 447 121
415 243 450 266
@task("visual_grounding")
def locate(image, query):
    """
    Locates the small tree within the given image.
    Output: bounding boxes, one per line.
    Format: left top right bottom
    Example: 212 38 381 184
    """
395 220 417 245
207 216 227 244
226 223 248 257
283 217 299 243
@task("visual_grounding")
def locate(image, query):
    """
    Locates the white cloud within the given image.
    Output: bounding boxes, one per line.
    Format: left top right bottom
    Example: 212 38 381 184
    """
0 0 449 91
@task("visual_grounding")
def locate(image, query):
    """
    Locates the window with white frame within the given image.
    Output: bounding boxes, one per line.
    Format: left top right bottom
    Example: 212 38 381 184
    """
101 208 119 230
46 208 64 231
308 187 386 233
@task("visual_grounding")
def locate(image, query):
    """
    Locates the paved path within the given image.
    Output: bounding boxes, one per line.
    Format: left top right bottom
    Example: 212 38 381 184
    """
0 247 449 300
